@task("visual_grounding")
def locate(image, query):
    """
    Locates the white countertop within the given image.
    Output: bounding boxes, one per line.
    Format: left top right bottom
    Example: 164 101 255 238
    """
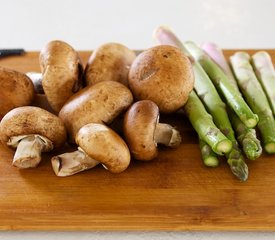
1 0 275 239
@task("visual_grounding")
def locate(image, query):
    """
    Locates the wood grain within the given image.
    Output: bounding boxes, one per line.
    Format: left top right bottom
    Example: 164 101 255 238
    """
0 50 275 231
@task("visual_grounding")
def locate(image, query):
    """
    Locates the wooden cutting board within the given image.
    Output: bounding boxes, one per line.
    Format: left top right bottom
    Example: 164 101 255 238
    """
0 50 275 231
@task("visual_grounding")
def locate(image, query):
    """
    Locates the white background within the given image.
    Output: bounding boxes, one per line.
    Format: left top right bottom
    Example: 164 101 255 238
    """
1 0 275 50
1 0 275 239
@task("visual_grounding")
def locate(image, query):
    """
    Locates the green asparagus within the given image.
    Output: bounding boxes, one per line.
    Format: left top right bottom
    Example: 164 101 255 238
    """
184 91 232 156
201 42 262 160
230 52 275 154
229 108 262 160
199 138 219 167
252 51 275 116
184 41 259 129
201 42 238 89
192 63 248 179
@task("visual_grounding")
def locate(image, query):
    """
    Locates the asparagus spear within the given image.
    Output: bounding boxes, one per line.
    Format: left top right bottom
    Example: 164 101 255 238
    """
199 138 219 167
252 51 275 116
184 41 259 129
153 26 248 181
230 52 275 154
201 42 262 160
184 91 232 156
201 42 239 89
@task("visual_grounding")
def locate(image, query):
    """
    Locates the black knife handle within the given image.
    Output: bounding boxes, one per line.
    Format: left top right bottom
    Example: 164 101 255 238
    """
0 49 25 57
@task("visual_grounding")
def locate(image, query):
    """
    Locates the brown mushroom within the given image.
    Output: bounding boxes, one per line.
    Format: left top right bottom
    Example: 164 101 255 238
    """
128 45 194 113
52 123 130 176
0 67 34 119
39 40 83 112
0 106 67 168
123 100 181 161
59 80 133 142
84 42 136 86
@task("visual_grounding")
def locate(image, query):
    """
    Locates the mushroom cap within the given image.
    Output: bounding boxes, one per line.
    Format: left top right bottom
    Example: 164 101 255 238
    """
123 100 159 161
59 80 133 142
40 40 83 112
0 106 67 148
84 42 136 86
128 45 194 113
0 67 34 119
76 123 130 173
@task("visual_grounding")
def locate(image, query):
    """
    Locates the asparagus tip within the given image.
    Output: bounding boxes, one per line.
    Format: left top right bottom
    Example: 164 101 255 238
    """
153 25 171 33
229 159 249 182
242 138 262 160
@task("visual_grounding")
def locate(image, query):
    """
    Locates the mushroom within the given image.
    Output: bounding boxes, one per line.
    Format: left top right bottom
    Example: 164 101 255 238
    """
123 100 181 161
59 80 133 142
0 66 34 119
0 106 67 168
52 123 130 176
84 42 136 86
128 45 194 113
26 72 43 94
39 40 83 112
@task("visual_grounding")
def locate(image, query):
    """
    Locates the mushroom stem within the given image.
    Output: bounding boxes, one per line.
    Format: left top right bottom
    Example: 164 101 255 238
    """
154 123 181 148
51 148 99 177
8 135 53 168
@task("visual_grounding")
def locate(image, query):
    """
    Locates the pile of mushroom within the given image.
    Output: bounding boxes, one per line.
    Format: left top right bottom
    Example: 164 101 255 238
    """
52 80 133 176
59 80 133 142
0 41 194 177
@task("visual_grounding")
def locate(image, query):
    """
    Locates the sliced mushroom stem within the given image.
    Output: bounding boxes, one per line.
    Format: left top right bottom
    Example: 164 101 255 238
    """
154 123 181 148
8 134 53 168
51 148 99 177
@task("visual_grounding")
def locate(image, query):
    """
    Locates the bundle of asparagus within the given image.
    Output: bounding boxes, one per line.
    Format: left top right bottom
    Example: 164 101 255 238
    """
153 26 275 181
184 42 259 129
230 52 275 154
200 42 262 160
